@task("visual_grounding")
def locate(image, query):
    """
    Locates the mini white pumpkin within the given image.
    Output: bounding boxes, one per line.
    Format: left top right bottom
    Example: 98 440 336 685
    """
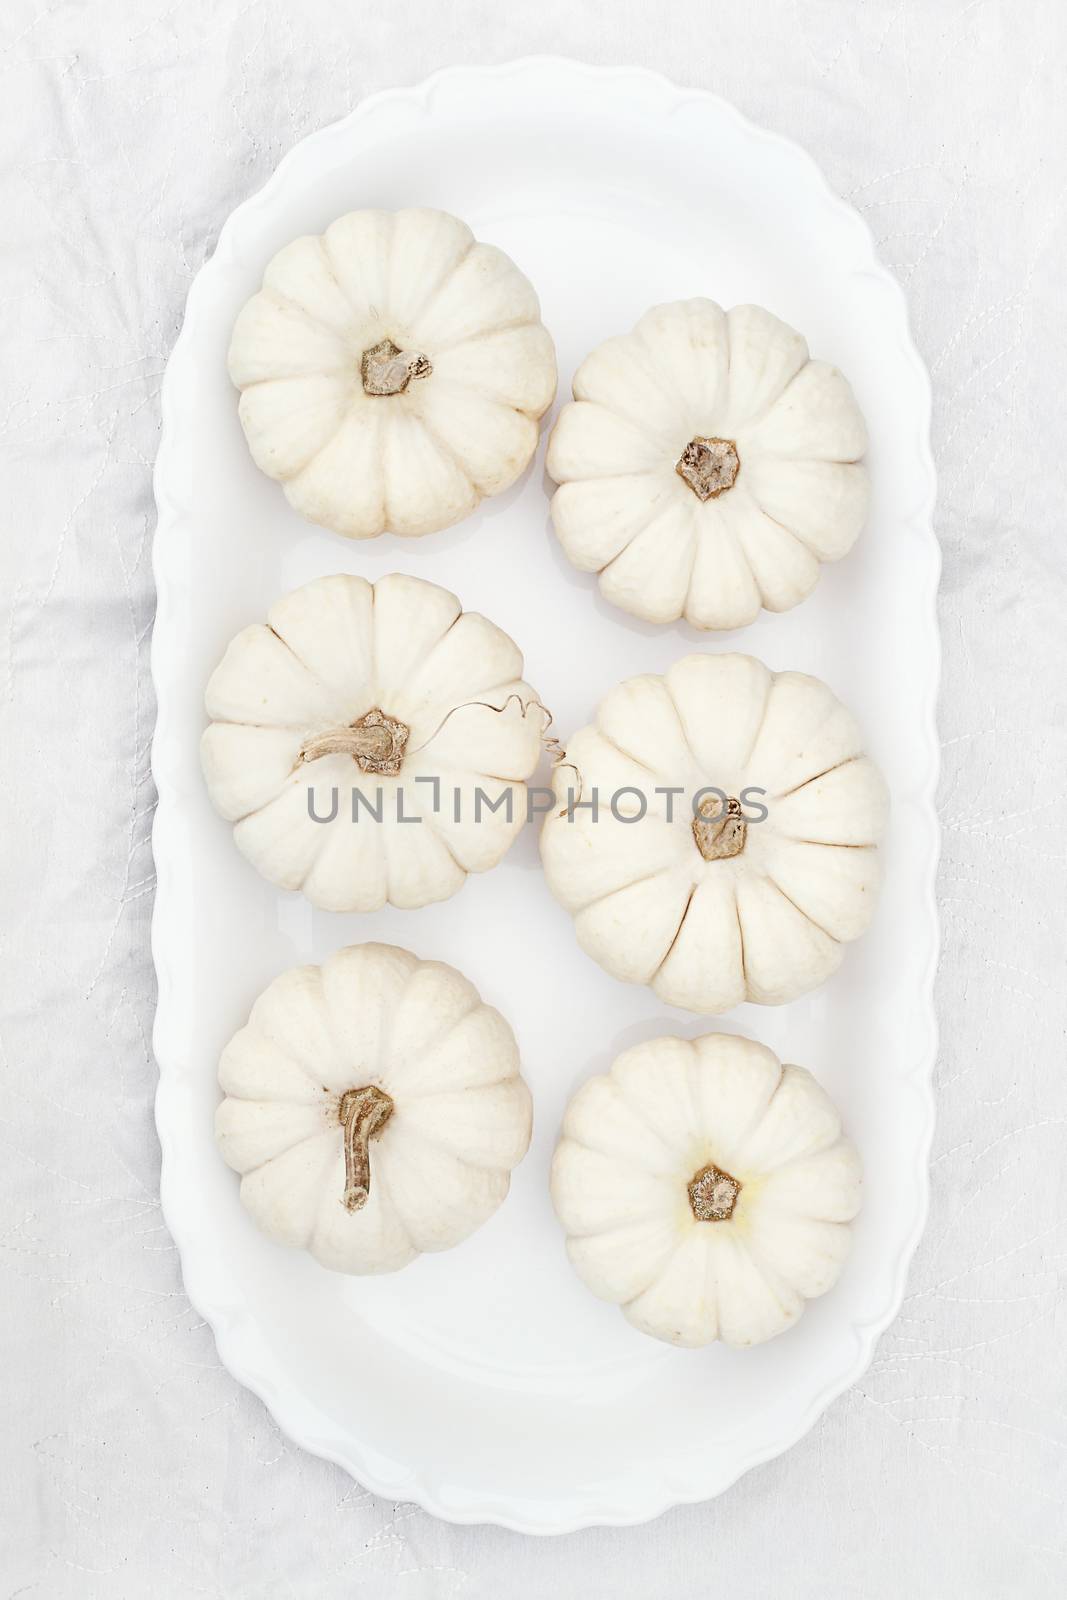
547 298 868 628
229 207 557 538
541 653 887 1012
216 942 532 1273
201 572 545 911
551 1032 861 1347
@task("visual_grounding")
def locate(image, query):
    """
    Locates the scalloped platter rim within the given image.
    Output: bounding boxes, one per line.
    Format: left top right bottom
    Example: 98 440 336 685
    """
151 57 939 1534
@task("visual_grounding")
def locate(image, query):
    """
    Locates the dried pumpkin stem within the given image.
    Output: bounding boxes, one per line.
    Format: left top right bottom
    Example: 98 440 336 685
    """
298 708 410 776
688 1162 742 1222
361 338 433 396
337 1085 395 1212
676 436 740 500
692 795 747 862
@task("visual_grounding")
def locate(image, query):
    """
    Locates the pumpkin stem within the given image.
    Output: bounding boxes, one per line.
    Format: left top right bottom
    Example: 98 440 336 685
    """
298 708 410 775
692 795 747 862
688 1162 742 1222
676 436 740 501
361 338 433 396
337 1085 395 1212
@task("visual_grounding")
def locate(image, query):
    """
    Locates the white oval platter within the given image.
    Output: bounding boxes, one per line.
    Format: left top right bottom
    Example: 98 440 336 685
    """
151 58 939 1534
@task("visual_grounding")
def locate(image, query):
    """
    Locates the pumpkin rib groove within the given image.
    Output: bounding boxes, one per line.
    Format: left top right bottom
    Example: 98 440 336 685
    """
719 1052 786 1164
748 474 858 562
774 753 863 801
262 621 339 697
567 1222 680 1302
554 1150 680 1227
395 232 478 330
411 787 492 875
389 986 482 1081
409 1070 523 1119
359 1156 416 1259
563 1235 662 1312
710 506 767 615
398 230 478 329
732 1065 826 1171
456 380 550 423
583 333 683 428
239 1121 329 1178
378 587 466 690
563 1090 683 1177
582 390 682 453
732 1230 804 1320
233 768 332 825
427 311 544 359
723 312 809 432
700 1231 721 1341
628 1242 689 1321
595 496 696 583
297 832 331 894
299 1133 346 1250
378 414 460 535
678 1044 708 1152
755 693 858 793
731 665 775 777
403 407 480 495
755 1138 855 1191
588 729 660 781
726 518 783 617
233 363 351 391
313 233 350 321
319 219 384 324
778 837 877 854
403 1085 531 1173
743 364 866 464
254 1001 344 1097
759 873 842 946
574 863 683 919
260 285 357 351
317 227 373 324
649 882 699 985
557 466 662 489
283 403 386 529
314 959 394 1086
733 887 749 988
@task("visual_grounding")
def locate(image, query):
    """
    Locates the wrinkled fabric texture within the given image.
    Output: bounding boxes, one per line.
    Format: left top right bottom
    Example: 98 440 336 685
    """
1 2 1064 1595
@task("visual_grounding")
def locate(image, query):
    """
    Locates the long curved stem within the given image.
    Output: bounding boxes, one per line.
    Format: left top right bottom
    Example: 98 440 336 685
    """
337 1085 395 1212
298 708 409 776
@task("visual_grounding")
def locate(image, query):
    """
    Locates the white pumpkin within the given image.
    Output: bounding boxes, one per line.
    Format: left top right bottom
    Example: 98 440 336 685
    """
201 573 544 911
551 1032 861 1347
540 653 887 1012
547 298 868 628
216 942 532 1273
229 207 557 538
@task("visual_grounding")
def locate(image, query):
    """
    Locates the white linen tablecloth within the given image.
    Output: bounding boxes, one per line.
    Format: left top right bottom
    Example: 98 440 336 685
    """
2 2 1064 1594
